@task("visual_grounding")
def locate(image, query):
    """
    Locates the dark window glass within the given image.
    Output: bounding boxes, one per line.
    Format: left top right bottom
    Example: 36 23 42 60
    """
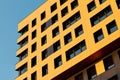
42 49 48 60
17 63 27 76
41 11 46 20
52 14 58 24
61 6 68 17
116 0 120 9
118 50 120 59
99 0 106 4
53 40 61 52
64 32 72 45
75 25 83 37
32 18 36 27
66 40 86 61
87 1 96 12
52 26 59 38
75 73 84 80
54 55 62 68
31 71 37 80
32 30 36 39
19 24 28 35
41 35 47 46
106 20 118 34
31 42 37 52
94 29 104 43
18 49 28 61
60 0 67 5
18 36 28 48
108 75 118 80
63 11 80 30
103 55 115 70
23 78 27 80
51 3 57 12
71 0 78 10
41 23 46 32
87 65 97 80
31 56 37 67
90 6 112 26
42 64 48 76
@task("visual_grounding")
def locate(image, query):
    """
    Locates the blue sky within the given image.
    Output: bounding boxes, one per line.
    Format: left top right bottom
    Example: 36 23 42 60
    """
0 0 45 80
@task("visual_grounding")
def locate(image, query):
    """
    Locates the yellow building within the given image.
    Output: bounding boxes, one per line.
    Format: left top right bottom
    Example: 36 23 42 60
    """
16 0 120 80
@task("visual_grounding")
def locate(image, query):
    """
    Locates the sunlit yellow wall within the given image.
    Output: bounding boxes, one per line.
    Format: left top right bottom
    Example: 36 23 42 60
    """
16 0 120 80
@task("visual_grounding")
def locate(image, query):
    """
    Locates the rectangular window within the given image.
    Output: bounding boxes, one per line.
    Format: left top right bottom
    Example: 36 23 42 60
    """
42 49 48 60
99 0 106 4
106 20 118 34
17 63 27 76
31 71 37 80
31 56 37 67
51 3 57 12
87 65 97 80
32 30 36 39
87 1 96 12
18 49 28 61
90 5 112 26
64 32 72 45
116 0 120 9
41 35 47 46
54 55 62 68
60 0 67 5
108 75 118 80
52 26 59 38
66 40 86 61
31 42 37 52
41 11 46 20
75 73 84 80
63 11 80 30
52 14 58 24
42 64 48 76
32 18 36 27
53 40 61 52
71 0 78 10
23 78 27 80
18 36 28 48
103 55 115 70
118 50 120 59
19 24 28 35
94 29 104 43
75 25 83 37
61 6 68 17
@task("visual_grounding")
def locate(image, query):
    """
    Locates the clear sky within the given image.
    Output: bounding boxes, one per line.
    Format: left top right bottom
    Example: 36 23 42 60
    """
0 0 45 80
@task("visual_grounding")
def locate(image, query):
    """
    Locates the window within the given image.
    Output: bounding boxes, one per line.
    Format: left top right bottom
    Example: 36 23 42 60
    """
53 40 61 52
32 18 36 27
42 49 48 60
87 1 96 12
31 71 37 80
63 11 80 30
52 27 59 38
118 50 120 59
31 56 37 67
32 30 36 39
94 29 104 43
87 65 97 80
64 32 72 45
61 6 68 17
41 11 46 20
42 64 48 76
71 0 78 10
18 49 28 61
108 75 118 80
51 3 57 12
23 78 27 80
103 55 115 70
31 42 37 52
66 40 86 61
90 6 112 26
99 0 106 4
19 24 28 35
17 63 27 76
106 20 118 34
116 0 120 9
41 35 47 46
60 0 67 5
75 73 84 80
75 25 83 37
52 14 58 24
54 55 62 68
18 36 28 48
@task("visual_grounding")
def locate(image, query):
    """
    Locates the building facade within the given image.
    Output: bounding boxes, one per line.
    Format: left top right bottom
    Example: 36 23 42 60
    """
16 0 120 80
